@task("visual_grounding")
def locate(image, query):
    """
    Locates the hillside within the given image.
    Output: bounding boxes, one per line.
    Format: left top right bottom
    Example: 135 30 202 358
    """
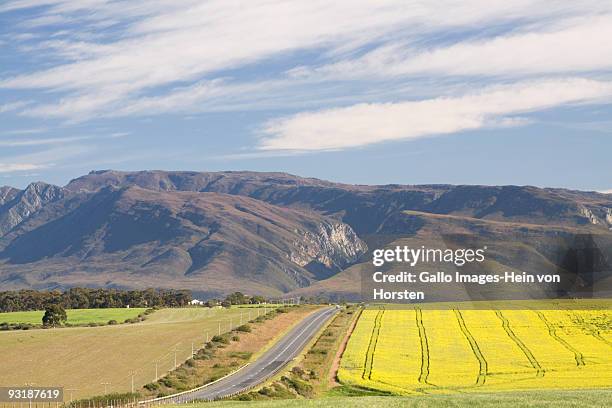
0 170 611 297
0 185 365 296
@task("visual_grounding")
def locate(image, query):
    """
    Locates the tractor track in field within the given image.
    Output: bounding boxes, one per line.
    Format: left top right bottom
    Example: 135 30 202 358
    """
362 308 384 381
568 310 612 348
454 309 488 386
535 310 585 366
415 308 433 386
496 310 545 378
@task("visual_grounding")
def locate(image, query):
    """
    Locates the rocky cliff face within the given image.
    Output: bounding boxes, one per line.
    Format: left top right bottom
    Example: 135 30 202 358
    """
0 186 20 206
290 221 368 278
0 182 65 237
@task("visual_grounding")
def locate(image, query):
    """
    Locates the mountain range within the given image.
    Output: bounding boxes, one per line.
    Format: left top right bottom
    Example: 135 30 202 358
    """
1 170 611 299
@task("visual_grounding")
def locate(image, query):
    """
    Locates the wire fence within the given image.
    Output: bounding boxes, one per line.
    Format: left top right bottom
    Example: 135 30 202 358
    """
90 306 281 397
5 302 301 406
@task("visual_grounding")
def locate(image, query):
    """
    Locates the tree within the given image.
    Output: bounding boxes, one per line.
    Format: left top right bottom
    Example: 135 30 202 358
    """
225 292 248 305
42 304 67 327
250 295 266 304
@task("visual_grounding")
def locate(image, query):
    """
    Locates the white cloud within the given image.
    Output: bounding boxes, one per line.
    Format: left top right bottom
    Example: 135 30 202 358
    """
0 101 30 113
4 127 47 135
0 145 94 174
293 14 612 80
0 163 45 173
0 135 91 147
3 1 612 120
259 78 612 150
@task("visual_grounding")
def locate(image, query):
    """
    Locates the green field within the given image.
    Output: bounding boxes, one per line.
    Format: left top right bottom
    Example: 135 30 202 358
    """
169 389 612 407
0 307 264 399
0 308 147 325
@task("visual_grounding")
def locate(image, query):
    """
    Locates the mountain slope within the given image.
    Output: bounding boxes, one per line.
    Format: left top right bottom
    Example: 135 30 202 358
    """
65 170 612 233
0 182 65 237
0 186 366 296
1 170 610 297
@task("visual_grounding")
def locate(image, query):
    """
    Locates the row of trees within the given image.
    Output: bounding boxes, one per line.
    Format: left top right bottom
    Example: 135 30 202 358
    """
223 292 267 305
0 288 192 312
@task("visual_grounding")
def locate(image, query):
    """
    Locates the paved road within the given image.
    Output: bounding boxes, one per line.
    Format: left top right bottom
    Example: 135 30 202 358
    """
169 307 337 402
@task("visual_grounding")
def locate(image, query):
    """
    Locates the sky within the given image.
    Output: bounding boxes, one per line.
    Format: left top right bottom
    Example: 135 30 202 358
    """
1 1 611 191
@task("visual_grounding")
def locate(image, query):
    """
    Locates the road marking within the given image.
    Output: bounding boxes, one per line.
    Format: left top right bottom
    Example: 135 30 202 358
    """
190 308 335 400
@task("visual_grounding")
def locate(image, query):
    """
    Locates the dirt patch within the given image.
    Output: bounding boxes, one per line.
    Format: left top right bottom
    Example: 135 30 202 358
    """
329 307 361 387
234 305 360 401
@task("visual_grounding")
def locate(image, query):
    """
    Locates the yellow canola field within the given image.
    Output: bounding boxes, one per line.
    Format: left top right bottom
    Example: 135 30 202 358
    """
338 303 612 394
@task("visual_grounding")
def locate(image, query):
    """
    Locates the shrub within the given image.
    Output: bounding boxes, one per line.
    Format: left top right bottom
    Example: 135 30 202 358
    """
108 319 118 325
143 383 159 391
291 367 305 377
229 351 252 360
282 376 313 397
212 335 229 344
231 335 240 342
236 324 251 332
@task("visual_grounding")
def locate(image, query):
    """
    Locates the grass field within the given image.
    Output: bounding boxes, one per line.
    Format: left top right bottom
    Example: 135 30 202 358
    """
0 308 147 325
168 389 612 407
338 301 612 394
0 307 273 399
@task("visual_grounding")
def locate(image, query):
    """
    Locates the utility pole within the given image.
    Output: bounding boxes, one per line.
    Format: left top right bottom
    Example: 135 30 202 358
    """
218 321 221 335
240 312 243 325
130 371 136 393
206 331 209 342
173 347 179 368
154 361 158 381
191 341 194 356
66 388 78 403
24 382 35 408
101 382 110 394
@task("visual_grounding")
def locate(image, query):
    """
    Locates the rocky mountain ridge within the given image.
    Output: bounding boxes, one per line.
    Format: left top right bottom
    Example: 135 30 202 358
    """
1 170 610 297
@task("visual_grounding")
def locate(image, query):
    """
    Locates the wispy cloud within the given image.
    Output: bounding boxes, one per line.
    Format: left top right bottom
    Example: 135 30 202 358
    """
4 127 48 135
259 78 612 150
2 1 612 121
289 14 612 81
0 163 45 173
0 101 30 113
0 135 91 147
0 145 93 175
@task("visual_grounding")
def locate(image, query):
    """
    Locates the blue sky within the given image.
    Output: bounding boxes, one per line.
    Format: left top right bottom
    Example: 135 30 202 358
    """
1 1 611 191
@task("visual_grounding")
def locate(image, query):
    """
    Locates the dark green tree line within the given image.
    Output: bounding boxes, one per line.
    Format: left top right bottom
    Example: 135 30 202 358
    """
0 288 192 312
